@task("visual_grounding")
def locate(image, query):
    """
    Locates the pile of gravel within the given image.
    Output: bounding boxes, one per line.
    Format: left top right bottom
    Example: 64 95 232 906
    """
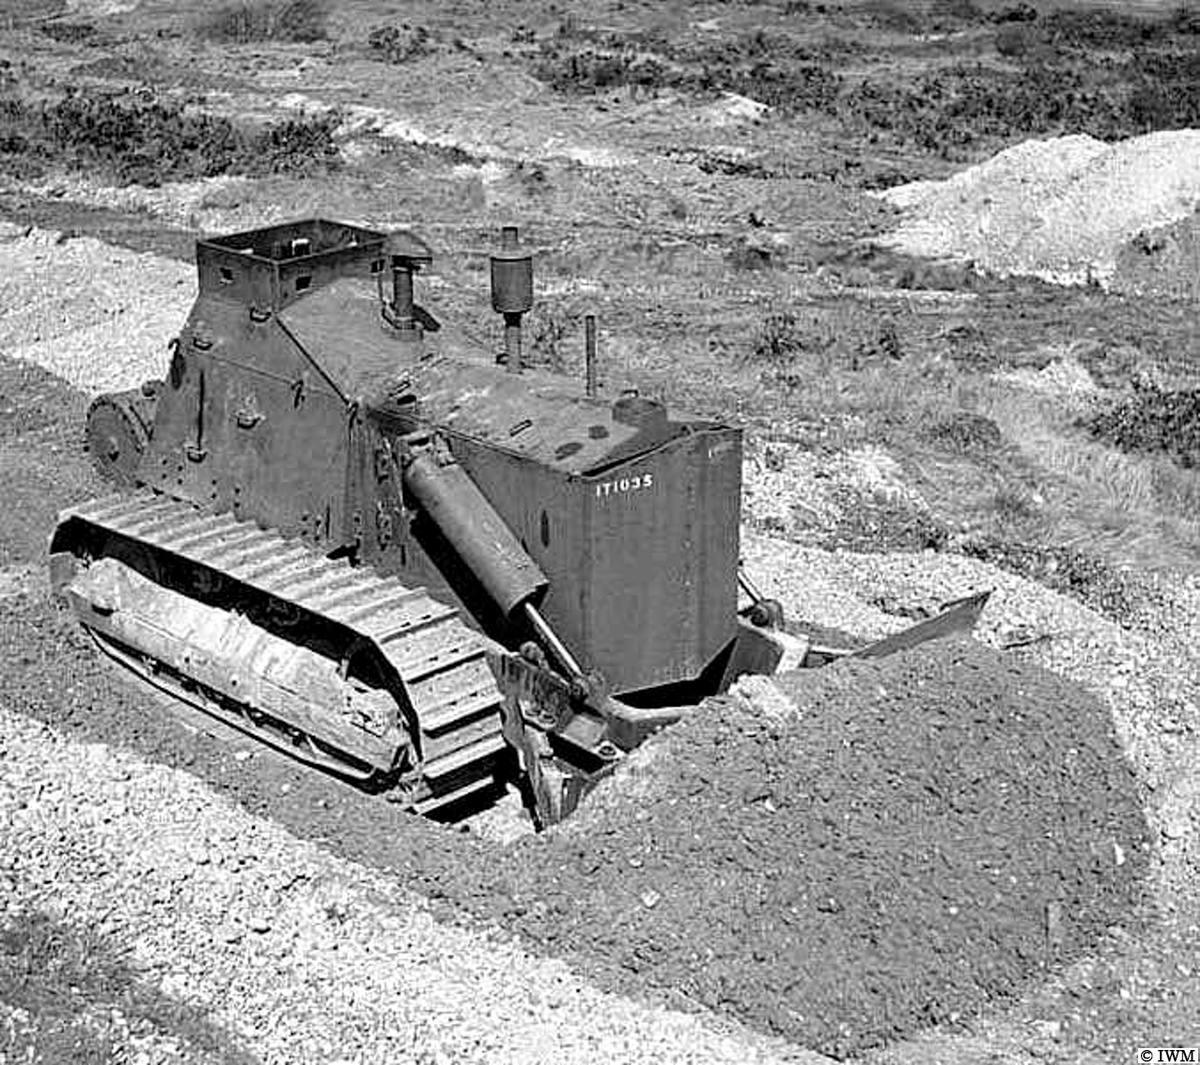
0 701 818 1065
876 130 1200 288
464 639 1149 1059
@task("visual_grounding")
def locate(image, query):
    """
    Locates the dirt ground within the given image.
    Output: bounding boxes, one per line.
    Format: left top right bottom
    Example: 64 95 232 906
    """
2 1 1200 1062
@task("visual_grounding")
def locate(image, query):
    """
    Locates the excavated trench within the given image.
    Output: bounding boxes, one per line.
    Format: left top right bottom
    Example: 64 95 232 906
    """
0 353 1151 1058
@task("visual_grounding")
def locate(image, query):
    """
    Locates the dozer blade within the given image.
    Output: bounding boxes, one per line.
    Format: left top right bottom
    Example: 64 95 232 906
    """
49 490 509 813
850 590 992 659
804 590 992 667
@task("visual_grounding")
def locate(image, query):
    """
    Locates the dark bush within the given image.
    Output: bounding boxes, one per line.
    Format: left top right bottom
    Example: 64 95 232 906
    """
725 60 841 113
39 21 99 44
826 497 951 552
960 539 1141 622
251 112 341 174
1081 381 1200 469
1125 49 1200 130
531 27 841 113
195 0 327 44
990 3 1037 23
922 411 1003 452
1039 8 1197 51
855 320 903 363
995 23 1036 58
842 57 1180 155
0 87 340 185
367 24 435 64
748 312 811 363
533 44 674 94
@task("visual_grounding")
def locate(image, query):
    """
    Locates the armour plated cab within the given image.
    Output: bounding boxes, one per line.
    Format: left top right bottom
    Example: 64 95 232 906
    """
50 219 988 824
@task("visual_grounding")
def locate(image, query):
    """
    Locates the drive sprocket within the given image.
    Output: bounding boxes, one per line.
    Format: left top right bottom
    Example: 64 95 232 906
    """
85 382 160 485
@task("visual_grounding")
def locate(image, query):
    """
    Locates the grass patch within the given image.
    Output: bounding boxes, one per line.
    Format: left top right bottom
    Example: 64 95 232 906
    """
194 0 327 44
728 303 1200 575
1036 7 1200 51
0 85 340 185
366 23 437 63
920 410 1002 453
530 25 842 112
528 11 1200 163
981 386 1200 569
38 19 104 45
841 11 1200 156
0 909 259 1063
744 308 905 379
959 537 1144 622
821 494 951 553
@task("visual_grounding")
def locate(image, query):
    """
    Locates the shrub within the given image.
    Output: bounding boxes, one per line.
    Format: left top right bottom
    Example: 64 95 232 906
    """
195 0 327 44
0 85 341 185
995 23 1036 58
923 411 1003 452
367 23 436 63
960 539 1140 621
748 312 816 363
990 3 1037 23
1081 381 1200 469
39 21 99 44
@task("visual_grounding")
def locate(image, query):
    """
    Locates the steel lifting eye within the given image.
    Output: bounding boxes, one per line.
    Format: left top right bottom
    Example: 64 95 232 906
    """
291 378 306 408
235 394 264 430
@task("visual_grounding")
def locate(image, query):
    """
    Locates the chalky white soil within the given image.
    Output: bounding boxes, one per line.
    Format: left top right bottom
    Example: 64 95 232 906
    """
877 130 1200 288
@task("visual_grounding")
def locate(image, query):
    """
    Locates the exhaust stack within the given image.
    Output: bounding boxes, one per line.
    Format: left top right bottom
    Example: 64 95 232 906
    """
490 225 533 373
384 231 433 349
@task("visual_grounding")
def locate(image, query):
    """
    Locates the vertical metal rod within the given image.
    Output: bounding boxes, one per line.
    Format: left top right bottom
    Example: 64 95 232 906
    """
194 369 205 452
504 314 523 373
585 314 597 396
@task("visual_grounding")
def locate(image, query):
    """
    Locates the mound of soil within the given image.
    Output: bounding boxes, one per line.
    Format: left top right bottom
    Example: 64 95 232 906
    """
879 130 1200 288
472 639 1149 1059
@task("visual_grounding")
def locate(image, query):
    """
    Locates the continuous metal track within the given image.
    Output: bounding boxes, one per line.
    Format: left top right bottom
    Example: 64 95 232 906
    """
50 490 509 814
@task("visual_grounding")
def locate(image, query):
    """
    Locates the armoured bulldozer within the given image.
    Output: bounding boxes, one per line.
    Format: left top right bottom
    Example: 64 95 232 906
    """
49 219 987 825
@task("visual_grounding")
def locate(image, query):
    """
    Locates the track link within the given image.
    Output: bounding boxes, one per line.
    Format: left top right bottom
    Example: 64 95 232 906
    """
50 490 508 814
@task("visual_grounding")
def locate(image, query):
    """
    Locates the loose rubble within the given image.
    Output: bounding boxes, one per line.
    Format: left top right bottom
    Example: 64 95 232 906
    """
0 707 819 1065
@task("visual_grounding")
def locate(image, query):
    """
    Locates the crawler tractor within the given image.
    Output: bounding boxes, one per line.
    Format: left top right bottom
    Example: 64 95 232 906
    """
50 220 986 824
